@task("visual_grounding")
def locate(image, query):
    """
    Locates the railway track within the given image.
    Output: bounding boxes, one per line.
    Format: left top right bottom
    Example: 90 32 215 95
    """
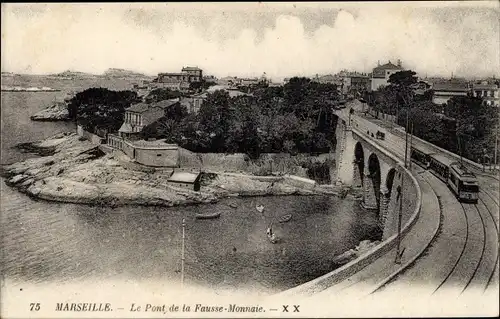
477 194 499 291
431 198 498 296
341 118 499 297
431 198 471 294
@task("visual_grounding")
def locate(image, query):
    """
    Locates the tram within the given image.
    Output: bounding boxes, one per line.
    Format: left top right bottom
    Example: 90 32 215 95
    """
427 153 479 203
410 146 435 169
448 162 479 203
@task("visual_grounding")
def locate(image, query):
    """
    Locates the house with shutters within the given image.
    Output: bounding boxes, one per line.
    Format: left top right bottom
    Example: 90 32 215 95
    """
118 99 180 139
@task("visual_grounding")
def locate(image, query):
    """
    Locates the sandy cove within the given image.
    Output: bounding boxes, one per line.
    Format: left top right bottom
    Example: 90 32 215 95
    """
2 133 348 207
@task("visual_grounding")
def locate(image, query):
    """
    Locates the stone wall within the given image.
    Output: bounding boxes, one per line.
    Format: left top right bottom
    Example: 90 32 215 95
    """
135 147 178 167
107 135 178 167
382 168 418 240
77 125 106 145
178 147 334 178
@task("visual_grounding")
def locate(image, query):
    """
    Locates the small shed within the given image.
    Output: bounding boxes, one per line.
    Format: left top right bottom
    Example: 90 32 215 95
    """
167 171 201 191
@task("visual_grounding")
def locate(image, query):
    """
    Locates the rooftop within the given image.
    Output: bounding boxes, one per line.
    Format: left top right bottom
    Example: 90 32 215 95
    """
182 66 202 71
430 153 454 167
433 82 470 92
195 85 250 98
126 103 150 113
118 122 134 133
132 139 178 148
373 61 403 71
473 83 498 90
158 72 187 76
155 99 181 109
126 99 179 113
168 171 201 183
450 162 476 178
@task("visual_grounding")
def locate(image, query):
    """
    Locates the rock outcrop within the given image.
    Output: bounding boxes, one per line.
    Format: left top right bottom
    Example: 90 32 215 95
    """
30 102 70 121
3 133 348 207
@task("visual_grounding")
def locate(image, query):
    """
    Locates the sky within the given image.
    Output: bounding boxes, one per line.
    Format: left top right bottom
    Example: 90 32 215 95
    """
1 2 499 80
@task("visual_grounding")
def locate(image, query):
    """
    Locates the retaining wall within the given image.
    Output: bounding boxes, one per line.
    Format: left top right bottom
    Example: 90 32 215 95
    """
76 125 106 145
178 147 333 178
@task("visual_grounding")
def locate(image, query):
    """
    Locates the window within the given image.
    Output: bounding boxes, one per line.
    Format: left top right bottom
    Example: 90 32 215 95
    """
460 183 478 192
157 154 162 157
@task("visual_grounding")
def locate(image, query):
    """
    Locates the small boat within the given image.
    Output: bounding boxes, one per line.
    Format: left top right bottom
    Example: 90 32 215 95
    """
268 233 278 244
278 214 292 223
266 223 278 244
256 204 264 213
228 203 238 208
195 212 221 220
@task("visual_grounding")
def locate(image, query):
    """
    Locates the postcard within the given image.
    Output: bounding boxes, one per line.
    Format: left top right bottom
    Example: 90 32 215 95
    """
1 2 499 318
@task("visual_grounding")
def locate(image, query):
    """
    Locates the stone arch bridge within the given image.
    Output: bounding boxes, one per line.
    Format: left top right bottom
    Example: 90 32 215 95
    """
332 108 410 240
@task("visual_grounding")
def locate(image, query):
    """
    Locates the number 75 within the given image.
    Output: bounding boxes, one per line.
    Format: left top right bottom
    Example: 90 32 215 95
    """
30 303 40 311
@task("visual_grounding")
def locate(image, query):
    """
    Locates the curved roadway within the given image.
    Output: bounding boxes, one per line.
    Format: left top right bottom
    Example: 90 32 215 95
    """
327 103 499 302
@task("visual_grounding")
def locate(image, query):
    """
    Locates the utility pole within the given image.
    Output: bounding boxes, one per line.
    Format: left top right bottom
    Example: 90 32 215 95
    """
409 122 414 169
395 175 403 265
458 133 464 168
495 120 498 170
181 218 186 289
404 108 409 168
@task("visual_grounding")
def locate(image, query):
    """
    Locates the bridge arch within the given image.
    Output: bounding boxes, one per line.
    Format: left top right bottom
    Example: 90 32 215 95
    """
363 152 381 211
354 142 365 188
385 168 396 198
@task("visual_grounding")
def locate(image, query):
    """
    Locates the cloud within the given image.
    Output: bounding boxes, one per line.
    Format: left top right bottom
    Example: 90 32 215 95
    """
1 3 499 79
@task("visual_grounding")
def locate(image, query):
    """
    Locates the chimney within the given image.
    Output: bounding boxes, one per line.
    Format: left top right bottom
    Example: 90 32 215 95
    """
377 60 380 66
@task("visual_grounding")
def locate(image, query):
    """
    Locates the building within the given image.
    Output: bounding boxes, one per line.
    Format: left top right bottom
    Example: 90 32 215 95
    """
181 66 203 82
411 80 432 96
157 72 190 83
203 75 217 83
316 74 342 86
107 135 180 167
118 99 180 139
240 77 260 86
349 74 371 94
371 60 404 91
181 85 252 114
167 171 201 191
152 66 203 91
431 82 470 105
218 76 239 86
472 82 499 107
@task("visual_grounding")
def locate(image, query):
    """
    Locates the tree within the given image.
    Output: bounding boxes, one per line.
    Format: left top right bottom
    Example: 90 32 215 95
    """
68 88 139 133
141 102 188 141
445 96 497 162
189 80 215 92
198 90 234 152
387 70 417 114
145 88 183 103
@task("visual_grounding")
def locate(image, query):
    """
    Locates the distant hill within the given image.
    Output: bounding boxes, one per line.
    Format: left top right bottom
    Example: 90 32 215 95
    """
102 68 149 78
50 70 96 78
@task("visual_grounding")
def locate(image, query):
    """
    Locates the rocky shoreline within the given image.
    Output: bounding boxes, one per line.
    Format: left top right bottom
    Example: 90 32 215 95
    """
30 102 70 121
3 133 351 207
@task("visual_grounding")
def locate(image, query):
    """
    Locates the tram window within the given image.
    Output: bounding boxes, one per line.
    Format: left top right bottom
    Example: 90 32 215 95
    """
460 182 479 192
450 172 456 184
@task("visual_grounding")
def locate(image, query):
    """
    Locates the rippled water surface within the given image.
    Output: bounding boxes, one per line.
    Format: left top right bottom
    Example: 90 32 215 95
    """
1 76 381 294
